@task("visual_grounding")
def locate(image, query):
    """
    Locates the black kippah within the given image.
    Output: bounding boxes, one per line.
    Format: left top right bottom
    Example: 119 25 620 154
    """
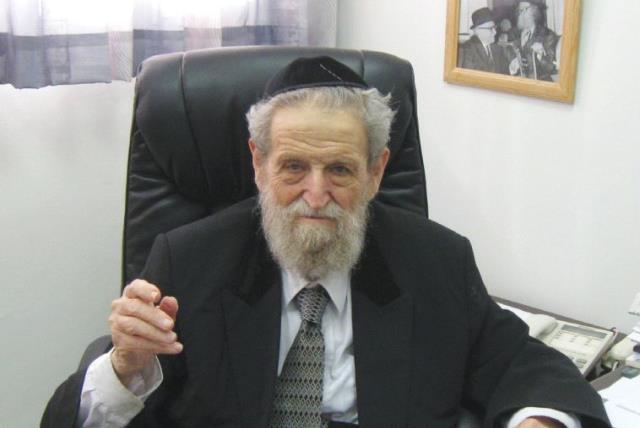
263 56 369 98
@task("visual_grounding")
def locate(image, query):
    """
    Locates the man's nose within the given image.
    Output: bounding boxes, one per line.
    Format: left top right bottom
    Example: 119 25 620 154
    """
302 169 331 210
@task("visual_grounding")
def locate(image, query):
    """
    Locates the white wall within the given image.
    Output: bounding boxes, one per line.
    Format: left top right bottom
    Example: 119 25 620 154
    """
337 0 640 332
0 82 133 426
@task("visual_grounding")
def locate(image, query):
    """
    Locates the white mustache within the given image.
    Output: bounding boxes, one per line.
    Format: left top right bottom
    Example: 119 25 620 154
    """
286 198 345 220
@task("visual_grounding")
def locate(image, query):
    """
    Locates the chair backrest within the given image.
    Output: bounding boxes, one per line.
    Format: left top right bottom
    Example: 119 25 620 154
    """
123 46 428 286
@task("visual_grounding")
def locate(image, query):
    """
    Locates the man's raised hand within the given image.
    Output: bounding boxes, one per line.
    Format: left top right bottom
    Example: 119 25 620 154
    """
108 279 182 385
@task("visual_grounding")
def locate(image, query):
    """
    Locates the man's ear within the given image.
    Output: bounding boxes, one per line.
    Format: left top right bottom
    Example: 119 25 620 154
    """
367 148 390 198
248 139 265 190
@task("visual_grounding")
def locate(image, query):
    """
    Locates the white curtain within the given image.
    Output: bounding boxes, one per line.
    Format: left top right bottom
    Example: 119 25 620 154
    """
545 0 564 34
0 0 337 88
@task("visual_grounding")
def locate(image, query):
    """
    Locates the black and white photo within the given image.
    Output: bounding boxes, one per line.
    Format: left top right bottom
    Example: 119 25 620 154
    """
444 0 581 102
458 0 564 81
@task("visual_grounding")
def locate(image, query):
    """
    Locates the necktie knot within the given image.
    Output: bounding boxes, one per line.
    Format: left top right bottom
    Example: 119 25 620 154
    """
295 285 329 325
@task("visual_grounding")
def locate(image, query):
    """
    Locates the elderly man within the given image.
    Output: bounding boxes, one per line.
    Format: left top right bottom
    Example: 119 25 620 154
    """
509 0 560 80
43 57 609 428
458 7 510 74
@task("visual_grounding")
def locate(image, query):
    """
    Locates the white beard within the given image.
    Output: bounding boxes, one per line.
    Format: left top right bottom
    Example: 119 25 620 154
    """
259 188 369 281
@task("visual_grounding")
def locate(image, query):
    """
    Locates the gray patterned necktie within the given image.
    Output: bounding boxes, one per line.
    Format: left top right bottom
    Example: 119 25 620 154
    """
271 285 330 428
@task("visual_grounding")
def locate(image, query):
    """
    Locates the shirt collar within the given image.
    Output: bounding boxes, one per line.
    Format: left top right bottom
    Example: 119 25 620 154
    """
281 268 350 315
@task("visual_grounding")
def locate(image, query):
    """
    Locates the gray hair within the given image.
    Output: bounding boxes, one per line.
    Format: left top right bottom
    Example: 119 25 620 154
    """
246 86 395 165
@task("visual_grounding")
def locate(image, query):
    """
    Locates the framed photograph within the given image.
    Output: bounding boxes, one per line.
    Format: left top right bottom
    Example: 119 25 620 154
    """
444 0 582 103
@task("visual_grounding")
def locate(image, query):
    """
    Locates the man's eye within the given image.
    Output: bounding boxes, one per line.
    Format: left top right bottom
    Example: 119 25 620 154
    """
283 162 304 172
329 165 351 175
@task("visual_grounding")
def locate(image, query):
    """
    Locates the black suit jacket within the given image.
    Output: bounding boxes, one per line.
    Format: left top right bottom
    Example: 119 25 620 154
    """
42 198 610 427
457 36 510 75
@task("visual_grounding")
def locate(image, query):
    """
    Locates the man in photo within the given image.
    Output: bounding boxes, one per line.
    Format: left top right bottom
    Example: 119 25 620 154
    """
497 17 518 44
509 0 560 80
458 7 511 74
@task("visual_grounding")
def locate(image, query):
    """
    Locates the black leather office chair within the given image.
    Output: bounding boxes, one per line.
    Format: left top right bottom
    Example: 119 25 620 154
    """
80 45 428 362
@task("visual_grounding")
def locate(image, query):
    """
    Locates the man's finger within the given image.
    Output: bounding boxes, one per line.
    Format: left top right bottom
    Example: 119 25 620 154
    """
115 298 175 331
113 331 183 355
158 296 179 321
110 314 177 344
123 279 161 304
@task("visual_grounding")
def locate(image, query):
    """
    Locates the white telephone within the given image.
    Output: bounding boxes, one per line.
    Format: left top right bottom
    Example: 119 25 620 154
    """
498 303 616 376
524 313 615 375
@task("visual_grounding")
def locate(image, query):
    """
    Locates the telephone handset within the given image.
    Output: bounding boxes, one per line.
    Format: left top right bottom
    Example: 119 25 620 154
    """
603 337 637 369
526 314 558 338
524 313 615 375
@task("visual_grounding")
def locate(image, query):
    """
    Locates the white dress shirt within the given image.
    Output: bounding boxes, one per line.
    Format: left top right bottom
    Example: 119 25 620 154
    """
279 268 357 423
78 268 581 427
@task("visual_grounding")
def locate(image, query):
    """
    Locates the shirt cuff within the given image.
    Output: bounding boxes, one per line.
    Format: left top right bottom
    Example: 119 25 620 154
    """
506 407 582 428
120 350 164 401
81 350 163 426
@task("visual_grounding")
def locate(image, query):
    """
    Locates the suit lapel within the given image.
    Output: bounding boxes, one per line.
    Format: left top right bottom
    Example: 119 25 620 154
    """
222 231 281 428
351 233 413 427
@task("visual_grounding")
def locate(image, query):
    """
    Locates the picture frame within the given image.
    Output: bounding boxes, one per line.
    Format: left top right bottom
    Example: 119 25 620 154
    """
444 0 582 103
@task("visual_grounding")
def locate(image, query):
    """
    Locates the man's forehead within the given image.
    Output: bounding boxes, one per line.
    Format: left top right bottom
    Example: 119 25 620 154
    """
269 105 368 156
271 142 367 164
271 103 363 127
